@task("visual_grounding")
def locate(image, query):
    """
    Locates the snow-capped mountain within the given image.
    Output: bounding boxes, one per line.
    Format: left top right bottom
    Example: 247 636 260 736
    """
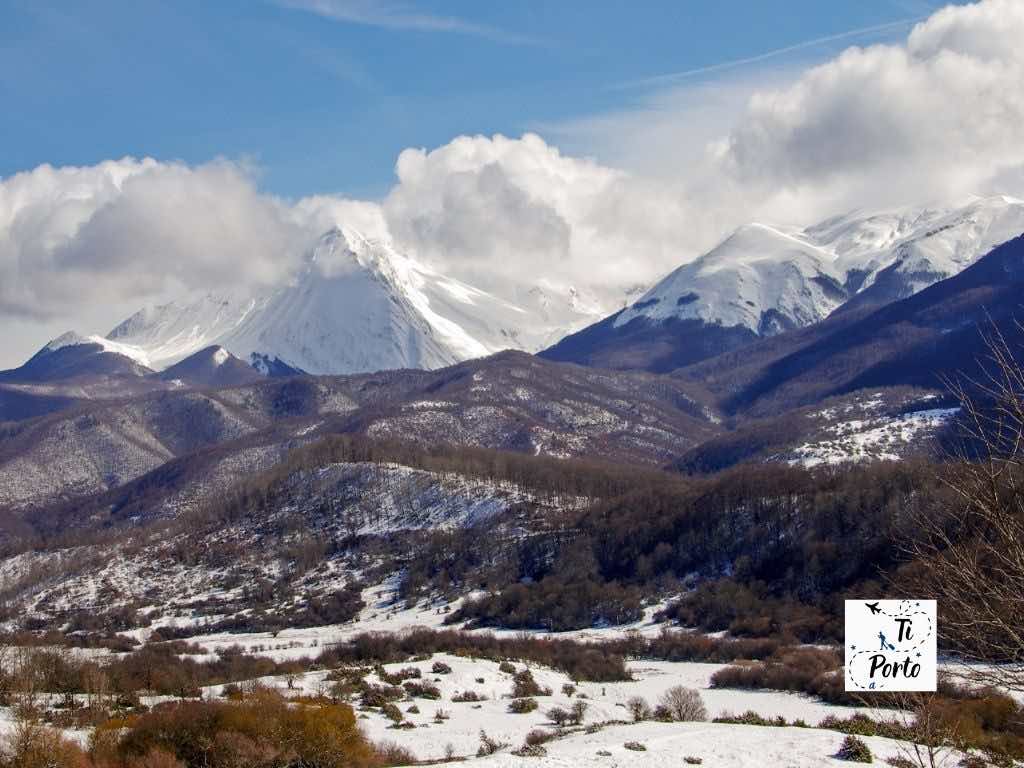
814 194 1024 305
613 223 847 336
544 194 1024 372
99 228 608 375
620 194 1024 336
1 331 155 382
158 345 264 388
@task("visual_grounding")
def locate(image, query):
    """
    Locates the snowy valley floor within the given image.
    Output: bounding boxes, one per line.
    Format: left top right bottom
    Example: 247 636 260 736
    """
0 650 926 767
0 586 970 765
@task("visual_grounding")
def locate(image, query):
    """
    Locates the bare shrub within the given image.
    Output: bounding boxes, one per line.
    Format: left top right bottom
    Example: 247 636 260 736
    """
570 699 588 725
1 721 90 768
452 690 486 702
508 697 539 714
546 706 571 727
477 730 510 757
626 695 652 721
658 685 708 722
402 680 440 700
525 729 555 746
376 740 418 766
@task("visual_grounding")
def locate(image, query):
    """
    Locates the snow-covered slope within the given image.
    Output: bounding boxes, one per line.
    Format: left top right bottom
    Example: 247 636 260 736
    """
614 223 847 335
544 195 1024 374
42 331 155 368
812 194 1024 301
608 195 1024 339
101 228 605 375
104 295 261 370
157 345 264 388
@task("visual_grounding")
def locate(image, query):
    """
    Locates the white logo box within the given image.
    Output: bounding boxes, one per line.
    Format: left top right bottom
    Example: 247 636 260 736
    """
844 600 936 692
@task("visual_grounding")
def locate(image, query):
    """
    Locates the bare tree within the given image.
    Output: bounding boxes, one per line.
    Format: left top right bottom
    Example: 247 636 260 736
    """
11 647 45 719
657 685 708 722
0 644 13 705
905 324 1024 695
626 695 653 722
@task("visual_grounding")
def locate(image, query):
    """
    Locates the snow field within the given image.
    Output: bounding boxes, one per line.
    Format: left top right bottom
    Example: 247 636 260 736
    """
459 720 920 767
195 652 873 763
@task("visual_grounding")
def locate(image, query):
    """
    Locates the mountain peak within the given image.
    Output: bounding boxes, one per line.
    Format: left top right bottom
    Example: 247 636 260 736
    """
545 195 1024 374
44 330 92 352
614 219 845 335
44 331 153 367
92 226 617 377
157 345 263 388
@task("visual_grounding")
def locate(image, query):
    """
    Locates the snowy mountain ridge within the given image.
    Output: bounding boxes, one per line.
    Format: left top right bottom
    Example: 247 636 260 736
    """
43 331 158 368
616 194 1024 337
95 227 609 375
27 195 1024 379
614 222 847 335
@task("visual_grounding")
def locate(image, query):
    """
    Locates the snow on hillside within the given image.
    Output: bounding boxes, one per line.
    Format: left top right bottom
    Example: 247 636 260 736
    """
0 462 571 626
101 228 609 375
818 194 1024 296
453 721 915 767
616 195 1024 337
0 644 932 766
43 331 155 368
213 652 874 763
784 393 959 467
615 223 846 335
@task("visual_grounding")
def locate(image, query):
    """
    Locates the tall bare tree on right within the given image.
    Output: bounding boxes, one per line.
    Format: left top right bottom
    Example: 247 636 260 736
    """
906 323 1024 695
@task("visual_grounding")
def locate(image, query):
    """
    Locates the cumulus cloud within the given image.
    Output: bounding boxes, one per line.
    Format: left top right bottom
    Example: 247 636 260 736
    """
714 0 1024 217
380 133 747 301
416 0 1024 293
372 0 1024 299
383 134 609 293
0 159 308 321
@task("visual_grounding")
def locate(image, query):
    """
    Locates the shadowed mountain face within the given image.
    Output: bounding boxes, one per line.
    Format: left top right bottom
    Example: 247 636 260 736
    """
540 312 758 373
0 336 164 422
158 346 265 388
0 351 720 521
0 341 263 423
678 234 1024 417
0 339 153 384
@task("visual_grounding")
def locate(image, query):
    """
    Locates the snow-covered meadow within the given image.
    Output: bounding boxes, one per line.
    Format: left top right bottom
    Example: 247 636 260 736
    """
193 651 877 763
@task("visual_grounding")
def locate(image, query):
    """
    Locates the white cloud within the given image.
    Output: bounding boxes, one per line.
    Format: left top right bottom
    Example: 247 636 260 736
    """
275 0 541 45
0 158 309 321
714 0 1024 217
383 134 614 294
371 0 1024 299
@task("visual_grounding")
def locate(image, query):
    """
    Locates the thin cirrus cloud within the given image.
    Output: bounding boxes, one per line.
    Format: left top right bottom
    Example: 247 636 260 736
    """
615 15 928 89
273 0 544 45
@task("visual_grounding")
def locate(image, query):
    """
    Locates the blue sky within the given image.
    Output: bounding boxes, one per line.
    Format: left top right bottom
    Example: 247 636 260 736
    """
1 0 936 199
